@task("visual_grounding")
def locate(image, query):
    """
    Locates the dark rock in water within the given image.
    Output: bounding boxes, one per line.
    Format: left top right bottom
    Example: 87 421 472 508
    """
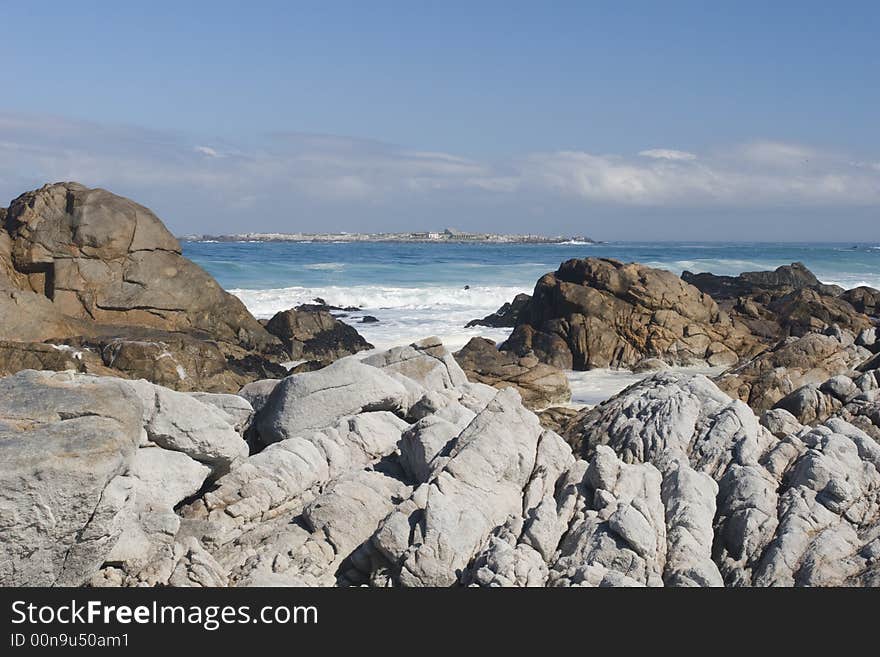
841 286 880 317
361 315 379 323
265 307 373 365
682 262 840 300
0 182 286 391
453 336 570 409
463 285 470 290
298 302 360 313
465 293 531 328
501 258 760 370
683 262 869 340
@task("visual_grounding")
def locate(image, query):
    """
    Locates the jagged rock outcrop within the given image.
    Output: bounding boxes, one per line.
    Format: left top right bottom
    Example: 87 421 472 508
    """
769 364 880 440
842 286 880 318
453 336 571 409
500 258 762 370
0 369 250 586
559 372 880 586
683 263 872 339
0 183 286 391
682 262 841 300
715 326 871 412
6 340 880 588
265 306 372 364
466 293 532 328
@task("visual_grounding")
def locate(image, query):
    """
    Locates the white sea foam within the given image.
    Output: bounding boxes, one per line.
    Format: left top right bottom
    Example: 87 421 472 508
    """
643 258 772 275
231 283 526 351
302 262 346 271
231 284 528 316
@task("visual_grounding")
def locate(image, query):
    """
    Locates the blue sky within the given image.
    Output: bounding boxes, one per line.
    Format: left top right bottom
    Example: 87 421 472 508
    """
1 1 878 239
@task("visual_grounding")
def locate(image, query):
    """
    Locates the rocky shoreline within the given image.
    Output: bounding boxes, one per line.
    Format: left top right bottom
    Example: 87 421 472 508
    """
2 182 879 587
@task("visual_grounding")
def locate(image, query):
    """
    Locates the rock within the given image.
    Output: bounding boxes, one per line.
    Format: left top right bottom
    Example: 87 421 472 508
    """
501 258 761 370
682 262 837 300
632 358 670 373
558 372 880 586
256 357 409 444
562 372 774 474
820 375 860 402
774 384 840 425
0 340 111 377
127 380 249 475
765 364 880 436
0 183 287 392
265 306 372 363
0 370 233 586
683 264 870 340
453 337 571 409
362 337 468 392
715 327 871 412
373 387 555 586
187 392 255 435
465 293 532 328
237 378 280 413
760 408 804 438
535 405 582 434
767 288 872 337
0 371 143 586
7 337 880 588
841 286 880 317
361 315 379 324
856 327 877 349
3 183 277 351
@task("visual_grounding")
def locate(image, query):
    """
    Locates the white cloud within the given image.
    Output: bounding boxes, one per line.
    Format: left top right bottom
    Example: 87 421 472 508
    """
194 145 221 158
638 149 697 161
0 112 878 233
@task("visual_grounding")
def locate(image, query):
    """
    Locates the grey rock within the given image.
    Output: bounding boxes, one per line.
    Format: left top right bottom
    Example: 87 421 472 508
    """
362 336 468 391
256 358 409 444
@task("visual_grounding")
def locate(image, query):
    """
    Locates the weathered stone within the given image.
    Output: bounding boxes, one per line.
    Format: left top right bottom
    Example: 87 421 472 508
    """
256 358 409 445
465 293 532 328
453 337 571 409
716 328 870 412
501 258 761 370
265 306 372 363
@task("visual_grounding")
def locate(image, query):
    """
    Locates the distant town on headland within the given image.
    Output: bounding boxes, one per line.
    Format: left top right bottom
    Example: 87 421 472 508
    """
180 227 599 244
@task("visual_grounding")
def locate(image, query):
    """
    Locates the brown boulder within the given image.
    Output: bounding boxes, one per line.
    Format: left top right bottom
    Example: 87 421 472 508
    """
502 258 761 370
535 405 581 434
841 286 880 317
766 288 872 337
453 336 571 409
0 183 286 392
264 306 373 364
683 262 870 339
465 293 532 328
3 182 278 352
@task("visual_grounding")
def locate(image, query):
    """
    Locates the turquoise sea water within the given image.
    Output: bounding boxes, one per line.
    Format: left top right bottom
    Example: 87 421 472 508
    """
185 240 880 349
184 240 879 405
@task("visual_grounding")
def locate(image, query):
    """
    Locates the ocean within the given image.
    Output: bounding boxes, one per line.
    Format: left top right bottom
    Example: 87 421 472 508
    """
184 240 880 405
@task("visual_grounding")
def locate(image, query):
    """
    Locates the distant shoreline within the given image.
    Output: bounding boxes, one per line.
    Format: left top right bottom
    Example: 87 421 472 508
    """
179 230 599 245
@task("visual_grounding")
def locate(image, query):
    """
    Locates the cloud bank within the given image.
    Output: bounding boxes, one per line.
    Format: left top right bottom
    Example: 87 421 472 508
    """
0 113 877 239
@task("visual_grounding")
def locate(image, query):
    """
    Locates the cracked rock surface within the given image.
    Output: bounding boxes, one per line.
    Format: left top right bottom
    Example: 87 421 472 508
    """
4 341 880 587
